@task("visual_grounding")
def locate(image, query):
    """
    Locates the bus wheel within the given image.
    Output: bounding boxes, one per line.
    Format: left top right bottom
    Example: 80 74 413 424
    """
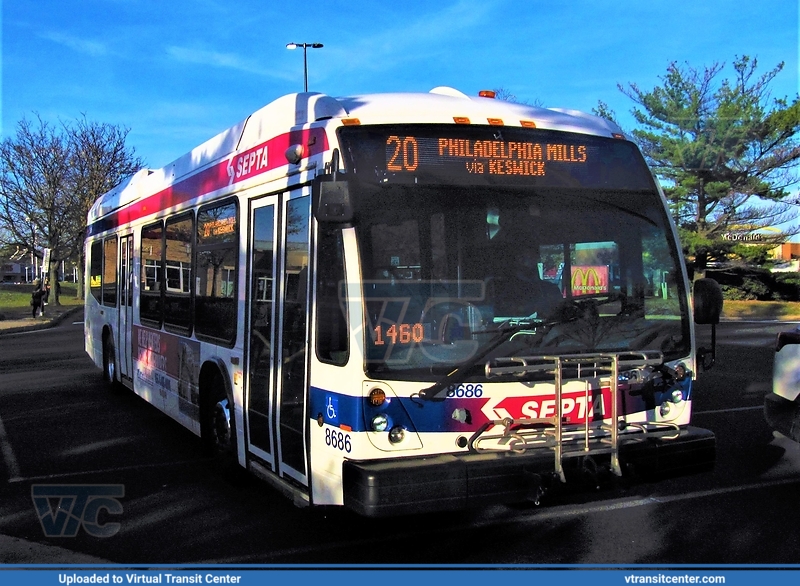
211 397 233 455
102 333 117 387
201 373 237 469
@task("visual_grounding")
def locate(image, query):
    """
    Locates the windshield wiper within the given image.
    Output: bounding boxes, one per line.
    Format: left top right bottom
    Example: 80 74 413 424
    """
417 318 546 401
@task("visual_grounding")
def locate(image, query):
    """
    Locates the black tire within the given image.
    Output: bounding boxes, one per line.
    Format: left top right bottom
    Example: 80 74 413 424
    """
102 333 117 387
201 370 239 474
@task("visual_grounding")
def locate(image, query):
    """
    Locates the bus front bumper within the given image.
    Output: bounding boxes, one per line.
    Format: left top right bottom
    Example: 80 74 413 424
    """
342 426 715 517
764 392 800 442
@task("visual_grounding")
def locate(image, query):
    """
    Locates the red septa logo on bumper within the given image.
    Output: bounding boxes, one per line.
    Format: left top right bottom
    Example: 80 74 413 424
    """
480 388 612 423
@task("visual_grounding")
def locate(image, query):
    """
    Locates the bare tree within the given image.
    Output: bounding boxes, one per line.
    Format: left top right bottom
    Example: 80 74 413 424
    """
492 87 542 107
0 115 72 296
67 116 144 300
0 114 143 303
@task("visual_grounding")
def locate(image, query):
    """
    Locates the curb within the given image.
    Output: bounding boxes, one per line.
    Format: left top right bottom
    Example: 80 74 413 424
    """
0 306 83 336
719 317 800 322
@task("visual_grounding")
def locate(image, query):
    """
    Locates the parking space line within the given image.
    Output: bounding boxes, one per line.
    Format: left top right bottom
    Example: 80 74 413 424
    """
210 476 800 563
694 405 763 415
0 412 22 482
7 457 209 484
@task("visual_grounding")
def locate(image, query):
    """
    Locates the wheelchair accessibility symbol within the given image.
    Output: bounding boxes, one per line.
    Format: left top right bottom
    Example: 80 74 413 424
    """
325 396 338 423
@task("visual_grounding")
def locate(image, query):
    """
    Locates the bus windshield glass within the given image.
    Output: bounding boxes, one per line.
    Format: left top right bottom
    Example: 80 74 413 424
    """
338 125 690 379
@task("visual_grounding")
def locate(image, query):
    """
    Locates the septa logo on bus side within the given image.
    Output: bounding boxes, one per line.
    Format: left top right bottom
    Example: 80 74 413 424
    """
225 128 328 187
227 145 269 185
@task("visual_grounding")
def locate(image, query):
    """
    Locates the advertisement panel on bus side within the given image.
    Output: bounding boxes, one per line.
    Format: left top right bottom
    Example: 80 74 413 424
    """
133 325 201 417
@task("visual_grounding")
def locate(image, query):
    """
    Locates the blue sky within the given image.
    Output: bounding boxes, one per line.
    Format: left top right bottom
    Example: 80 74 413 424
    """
2 0 798 169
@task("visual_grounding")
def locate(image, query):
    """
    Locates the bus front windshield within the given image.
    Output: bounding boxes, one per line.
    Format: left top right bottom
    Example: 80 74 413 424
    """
338 126 690 379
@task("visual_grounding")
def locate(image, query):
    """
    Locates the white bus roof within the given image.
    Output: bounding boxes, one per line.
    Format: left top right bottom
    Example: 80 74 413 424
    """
88 87 625 223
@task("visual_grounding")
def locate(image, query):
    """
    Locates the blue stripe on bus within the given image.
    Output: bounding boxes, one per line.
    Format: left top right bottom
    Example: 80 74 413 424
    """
308 386 482 434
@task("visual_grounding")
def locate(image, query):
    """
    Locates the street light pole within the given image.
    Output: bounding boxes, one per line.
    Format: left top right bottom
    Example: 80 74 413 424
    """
286 42 323 92
24 215 37 281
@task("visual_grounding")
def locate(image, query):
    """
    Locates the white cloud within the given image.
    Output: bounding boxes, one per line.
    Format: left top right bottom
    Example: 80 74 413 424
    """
40 31 107 57
165 45 293 81
322 0 503 73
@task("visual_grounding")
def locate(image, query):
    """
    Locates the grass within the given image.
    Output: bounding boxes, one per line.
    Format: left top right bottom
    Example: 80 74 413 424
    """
720 300 800 320
0 283 83 321
2 282 799 321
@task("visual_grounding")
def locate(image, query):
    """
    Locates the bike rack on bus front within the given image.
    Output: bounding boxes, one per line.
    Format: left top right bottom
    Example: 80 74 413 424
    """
468 352 670 482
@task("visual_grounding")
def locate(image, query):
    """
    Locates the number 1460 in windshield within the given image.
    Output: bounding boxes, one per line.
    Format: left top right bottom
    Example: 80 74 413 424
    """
373 323 424 345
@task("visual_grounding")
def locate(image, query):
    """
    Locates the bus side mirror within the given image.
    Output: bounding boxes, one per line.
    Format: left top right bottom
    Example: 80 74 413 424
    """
693 277 723 371
314 175 353 225
776 329 800 353
693 278 723 325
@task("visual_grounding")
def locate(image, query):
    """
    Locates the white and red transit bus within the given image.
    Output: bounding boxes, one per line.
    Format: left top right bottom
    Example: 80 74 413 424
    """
85 87 723 516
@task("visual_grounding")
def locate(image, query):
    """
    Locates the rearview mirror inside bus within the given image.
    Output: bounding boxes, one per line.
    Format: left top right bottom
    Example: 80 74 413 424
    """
314 176 353 224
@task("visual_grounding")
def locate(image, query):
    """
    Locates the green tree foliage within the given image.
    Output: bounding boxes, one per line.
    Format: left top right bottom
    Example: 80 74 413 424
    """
0 114 143 302
596 56 800 277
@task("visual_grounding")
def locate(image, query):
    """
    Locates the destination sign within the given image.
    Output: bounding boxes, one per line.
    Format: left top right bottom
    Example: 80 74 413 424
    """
386 135 588 178
338 125 654 191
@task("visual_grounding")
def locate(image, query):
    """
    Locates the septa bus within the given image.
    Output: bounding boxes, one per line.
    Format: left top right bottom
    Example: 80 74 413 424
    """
85 87 723 516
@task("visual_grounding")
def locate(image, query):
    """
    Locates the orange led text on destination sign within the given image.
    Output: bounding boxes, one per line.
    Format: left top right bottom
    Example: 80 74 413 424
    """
386 136 588 177
202 217 236 238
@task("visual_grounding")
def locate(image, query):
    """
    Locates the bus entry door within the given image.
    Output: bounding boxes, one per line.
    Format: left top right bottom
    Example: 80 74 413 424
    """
246 191 311 486
246 197 278 467
118 234 134 382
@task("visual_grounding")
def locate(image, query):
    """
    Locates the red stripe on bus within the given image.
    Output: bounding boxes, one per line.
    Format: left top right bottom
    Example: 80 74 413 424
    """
88 127 328 235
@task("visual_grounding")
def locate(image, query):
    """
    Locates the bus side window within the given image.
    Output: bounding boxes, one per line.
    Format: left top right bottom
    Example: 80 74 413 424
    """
102 236 118 307
316 228 348 365
164 213 194 336
89 240 103 304
195 200 238 346
140 221 164 328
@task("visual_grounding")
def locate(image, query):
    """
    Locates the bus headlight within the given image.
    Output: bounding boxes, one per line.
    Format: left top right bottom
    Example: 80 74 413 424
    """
388 426 405 444
659 402 671 417
671 389 684 403
368 387 386 406
371 414 389 432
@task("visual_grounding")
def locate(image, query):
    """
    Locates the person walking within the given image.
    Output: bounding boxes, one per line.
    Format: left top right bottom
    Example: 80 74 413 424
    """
31 278 46 318
42 278 51 305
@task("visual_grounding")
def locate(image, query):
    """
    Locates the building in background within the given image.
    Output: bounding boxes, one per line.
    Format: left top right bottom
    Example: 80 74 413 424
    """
770 242 800 272
0 259 37 282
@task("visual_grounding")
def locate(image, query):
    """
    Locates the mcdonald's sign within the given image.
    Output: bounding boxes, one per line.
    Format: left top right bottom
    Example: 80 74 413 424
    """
571 265 608 297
